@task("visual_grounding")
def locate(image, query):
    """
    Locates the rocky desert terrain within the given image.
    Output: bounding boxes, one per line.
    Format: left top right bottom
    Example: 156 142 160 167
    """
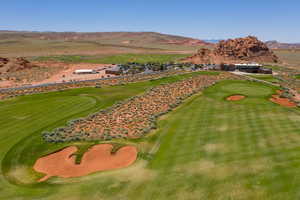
182 36 279 64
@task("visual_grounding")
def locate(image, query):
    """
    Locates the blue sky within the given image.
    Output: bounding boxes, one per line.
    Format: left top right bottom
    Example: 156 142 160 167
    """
1 0 299 42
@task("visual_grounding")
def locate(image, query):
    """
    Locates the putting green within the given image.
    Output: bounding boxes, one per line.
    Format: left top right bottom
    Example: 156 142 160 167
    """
1 78 300 200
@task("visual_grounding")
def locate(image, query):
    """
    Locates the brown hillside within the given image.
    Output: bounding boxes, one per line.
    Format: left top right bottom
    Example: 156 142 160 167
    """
182 36 279 64
0 31 210 57
0 31 209 47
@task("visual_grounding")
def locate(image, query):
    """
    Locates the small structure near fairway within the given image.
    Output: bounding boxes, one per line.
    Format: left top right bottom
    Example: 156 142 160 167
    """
74 69 97 74
105 66 122 75
234 63 272 74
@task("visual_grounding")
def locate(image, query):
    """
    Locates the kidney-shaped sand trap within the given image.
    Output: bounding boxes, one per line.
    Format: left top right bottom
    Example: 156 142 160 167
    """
33 144 137 182
226 95 245 101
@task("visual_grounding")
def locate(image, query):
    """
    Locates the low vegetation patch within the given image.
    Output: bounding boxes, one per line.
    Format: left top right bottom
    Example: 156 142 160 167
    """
42 73 235 142
32 54 191 64
263 65 282 71
248 74 281 83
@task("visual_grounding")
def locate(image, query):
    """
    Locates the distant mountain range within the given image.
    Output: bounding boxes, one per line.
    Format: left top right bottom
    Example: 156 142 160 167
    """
0 31 299 57
0 31 215 57
0 30 211 47
265 40 300 49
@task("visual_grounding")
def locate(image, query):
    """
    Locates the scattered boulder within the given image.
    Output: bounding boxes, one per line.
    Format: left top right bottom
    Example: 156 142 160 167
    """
182 36 279 64
0 57 36 74
0 57 9 67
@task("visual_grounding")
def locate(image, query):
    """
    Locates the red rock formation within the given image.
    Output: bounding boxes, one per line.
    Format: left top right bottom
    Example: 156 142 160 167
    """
0 57 9 68
0 57 36 74
182 36 279 64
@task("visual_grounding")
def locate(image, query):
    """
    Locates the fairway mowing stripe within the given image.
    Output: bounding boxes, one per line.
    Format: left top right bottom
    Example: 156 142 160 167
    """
0 99 94 138
0 97 96 158
0 97 92 130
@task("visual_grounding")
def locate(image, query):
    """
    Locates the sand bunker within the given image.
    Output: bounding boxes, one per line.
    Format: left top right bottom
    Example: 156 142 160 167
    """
33 144 137 182
226 95 245 101
270 90 297 107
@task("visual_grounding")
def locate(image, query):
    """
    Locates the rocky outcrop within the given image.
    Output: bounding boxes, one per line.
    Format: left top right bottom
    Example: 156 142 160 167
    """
0 57 36 74
0 57 9 66
182 36 279 64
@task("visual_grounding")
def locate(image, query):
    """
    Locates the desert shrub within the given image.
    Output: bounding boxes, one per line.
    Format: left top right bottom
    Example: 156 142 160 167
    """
41 72 234 143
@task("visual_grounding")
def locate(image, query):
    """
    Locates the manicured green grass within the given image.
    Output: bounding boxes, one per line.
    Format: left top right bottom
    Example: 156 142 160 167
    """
1 77 300 200
263 65 282 71
0 71 214 185
32 55 103 63
32 53 191 64
248 74 281 83
92 54 190 64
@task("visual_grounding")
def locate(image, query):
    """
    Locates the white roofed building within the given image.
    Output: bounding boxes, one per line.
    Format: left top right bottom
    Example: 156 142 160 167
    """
74 69 96 74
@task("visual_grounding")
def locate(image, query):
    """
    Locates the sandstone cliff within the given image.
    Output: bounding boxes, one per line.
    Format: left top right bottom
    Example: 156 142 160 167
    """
182 36 279 64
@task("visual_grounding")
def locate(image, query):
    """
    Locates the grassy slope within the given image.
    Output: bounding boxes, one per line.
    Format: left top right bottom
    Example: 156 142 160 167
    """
248 74 281 84
263 65 282 71
144 80 300 200
1 77 300 199
32 53 191 64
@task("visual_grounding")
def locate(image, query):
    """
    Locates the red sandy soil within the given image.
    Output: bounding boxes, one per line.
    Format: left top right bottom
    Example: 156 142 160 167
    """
0 62 116 88
270 90 297 107
31 62 116 85
33 144 137 182
0 80 15 88
226 95 245 101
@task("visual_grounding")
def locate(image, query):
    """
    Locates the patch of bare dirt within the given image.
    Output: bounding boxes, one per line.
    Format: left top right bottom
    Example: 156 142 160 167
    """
0 80 15 88
0 58 62 88
0 61 115 88
33 144 137 182
31 62 115 85
226 95 245 101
